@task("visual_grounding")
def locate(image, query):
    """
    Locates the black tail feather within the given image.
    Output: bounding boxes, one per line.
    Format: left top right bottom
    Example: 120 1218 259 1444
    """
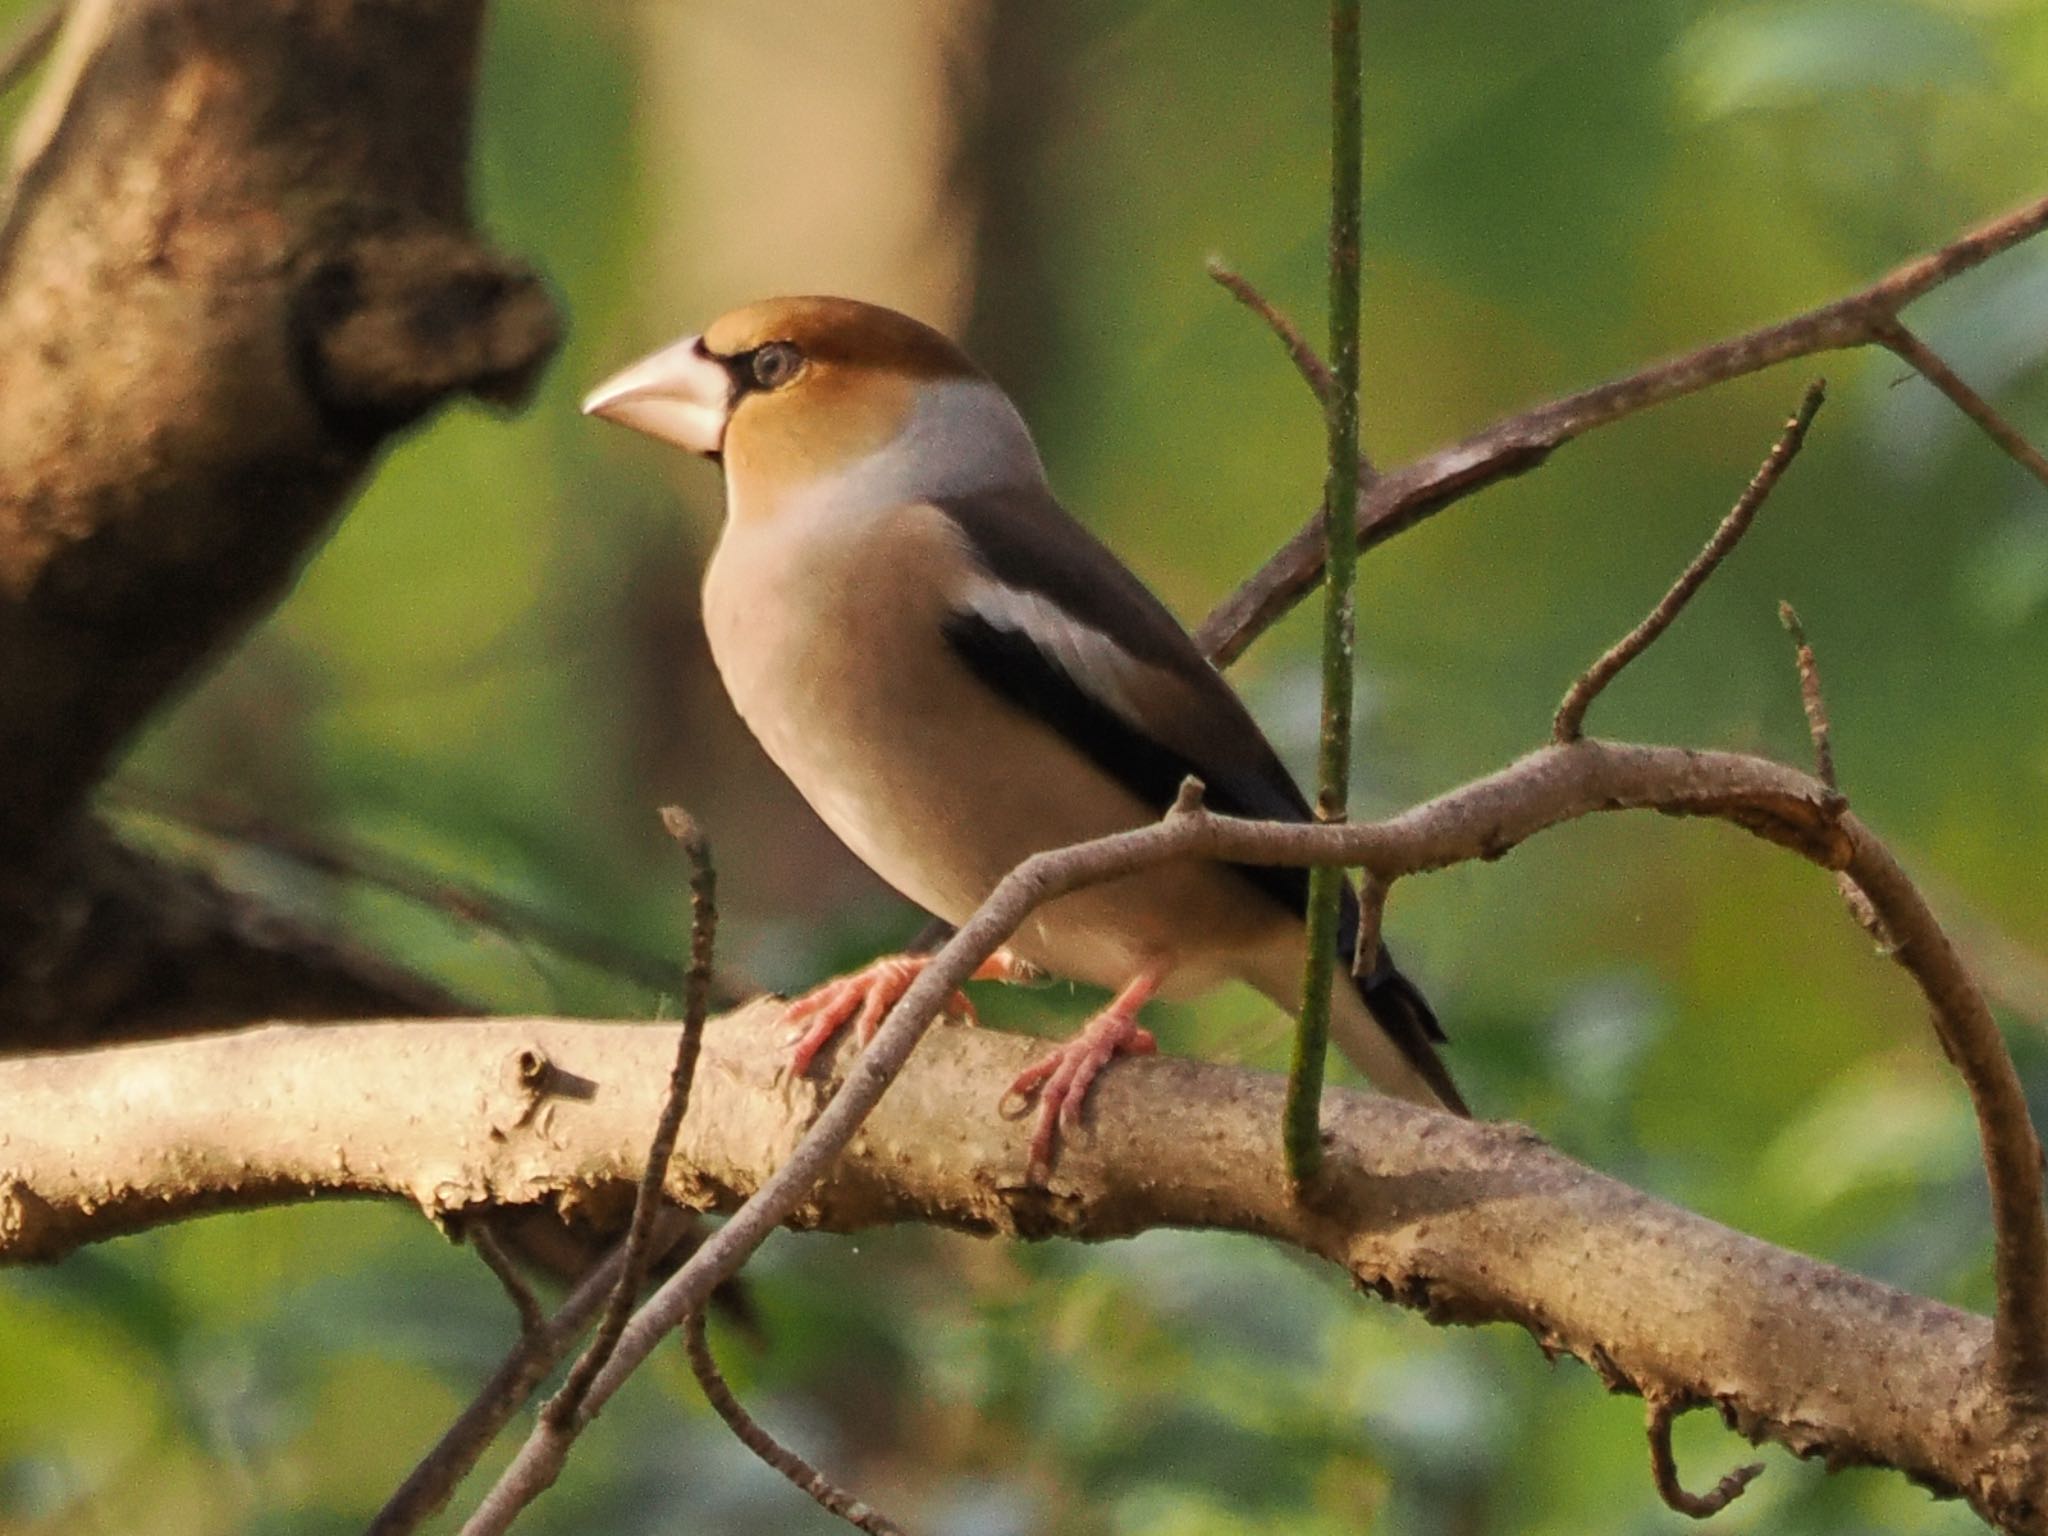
1341 888 1468 1116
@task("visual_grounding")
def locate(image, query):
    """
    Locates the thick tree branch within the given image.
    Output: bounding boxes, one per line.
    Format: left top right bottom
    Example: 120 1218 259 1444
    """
6 733 2040 1528
0 0 557 1039
459 726 2036 1528
0 1006 2039 1531
1197 190 2048 666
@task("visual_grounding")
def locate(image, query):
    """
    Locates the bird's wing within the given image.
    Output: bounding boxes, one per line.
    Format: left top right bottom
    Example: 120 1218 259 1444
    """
932 485 1456 1085
932 483 1314 868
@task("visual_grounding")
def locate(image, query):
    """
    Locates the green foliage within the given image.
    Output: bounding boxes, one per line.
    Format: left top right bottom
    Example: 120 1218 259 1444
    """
8 0 2047 1529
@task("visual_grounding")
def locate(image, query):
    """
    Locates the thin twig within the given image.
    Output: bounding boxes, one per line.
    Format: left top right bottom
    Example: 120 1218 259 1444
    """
1198 189 2048 668
1779 607 1891 949
371 1239 632 1536
1206 257 1338 405
1645 1393 1764 1518
682 1311 909 1536
1776 602 1836 789
469 1220 545 1340
543 809 717 1428
1875 318 2048 492
1349 872 1387 979
1553 381 1826 742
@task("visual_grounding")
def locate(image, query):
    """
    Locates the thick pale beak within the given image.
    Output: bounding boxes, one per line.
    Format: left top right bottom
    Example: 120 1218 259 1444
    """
581 335 732 456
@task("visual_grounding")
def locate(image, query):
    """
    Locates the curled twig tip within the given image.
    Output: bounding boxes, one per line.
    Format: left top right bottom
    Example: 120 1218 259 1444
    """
1647 1395 1765 1519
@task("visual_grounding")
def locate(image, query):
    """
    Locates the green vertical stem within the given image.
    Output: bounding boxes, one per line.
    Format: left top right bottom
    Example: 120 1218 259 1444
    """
1284 0 1364 1187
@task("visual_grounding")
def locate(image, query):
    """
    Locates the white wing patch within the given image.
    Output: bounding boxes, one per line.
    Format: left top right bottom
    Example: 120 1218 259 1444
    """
958 575 1164 731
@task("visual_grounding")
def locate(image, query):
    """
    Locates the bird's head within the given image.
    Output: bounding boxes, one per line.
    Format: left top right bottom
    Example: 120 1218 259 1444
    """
583 296 1043 517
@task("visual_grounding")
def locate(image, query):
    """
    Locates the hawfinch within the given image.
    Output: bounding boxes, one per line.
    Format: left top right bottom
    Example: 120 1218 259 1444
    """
585 297 1465 1178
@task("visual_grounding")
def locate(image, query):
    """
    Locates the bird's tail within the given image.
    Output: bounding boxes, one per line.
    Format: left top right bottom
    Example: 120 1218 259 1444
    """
1245 888 1467 1116
1340 942 1467 1116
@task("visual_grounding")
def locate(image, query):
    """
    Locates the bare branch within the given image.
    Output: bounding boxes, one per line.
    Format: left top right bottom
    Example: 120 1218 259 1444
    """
1776 603 1890 946
546 813 717 1426
462 731 2043 1530
372 1229 652 1536
1205 258 1339 407
1645 1394 1764 1519
1554 381 1826 742
3 1003 2041 1531
1198 190 2048 667
1348 872 1386 979
468 1220 544 1340
1875 319 2048 492
683 1312 909 1536
1776 602 1837 789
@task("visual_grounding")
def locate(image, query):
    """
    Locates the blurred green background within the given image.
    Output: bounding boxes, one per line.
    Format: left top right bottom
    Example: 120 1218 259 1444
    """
6 0 2048 1530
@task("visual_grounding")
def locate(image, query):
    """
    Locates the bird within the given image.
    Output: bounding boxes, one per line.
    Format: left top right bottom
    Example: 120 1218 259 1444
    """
583 296 1465 1180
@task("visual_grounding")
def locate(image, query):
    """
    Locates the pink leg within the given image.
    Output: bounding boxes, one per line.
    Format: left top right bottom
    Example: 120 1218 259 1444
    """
1003 970 1162 1183
784 948 1035 1077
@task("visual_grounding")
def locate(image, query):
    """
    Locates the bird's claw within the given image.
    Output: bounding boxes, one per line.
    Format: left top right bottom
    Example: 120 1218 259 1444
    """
1003 1008 1156 1183
783 954 977 1076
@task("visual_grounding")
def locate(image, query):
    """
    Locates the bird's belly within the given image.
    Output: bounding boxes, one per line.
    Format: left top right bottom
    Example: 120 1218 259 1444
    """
702 518 1275 992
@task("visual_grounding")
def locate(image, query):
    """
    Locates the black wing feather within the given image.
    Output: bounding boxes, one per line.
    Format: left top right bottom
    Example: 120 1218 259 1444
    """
934 484 1459 1098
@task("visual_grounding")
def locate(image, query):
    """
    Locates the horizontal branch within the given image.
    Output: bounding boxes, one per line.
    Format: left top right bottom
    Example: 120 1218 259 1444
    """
0 1008 2035 1529
463 738 2044 1528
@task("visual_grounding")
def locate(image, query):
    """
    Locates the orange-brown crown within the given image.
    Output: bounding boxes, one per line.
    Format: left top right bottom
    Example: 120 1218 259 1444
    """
702 297 981 383
700 297 989 512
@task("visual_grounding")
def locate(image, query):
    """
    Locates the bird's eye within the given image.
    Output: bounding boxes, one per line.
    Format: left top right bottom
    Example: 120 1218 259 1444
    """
747 342 803 391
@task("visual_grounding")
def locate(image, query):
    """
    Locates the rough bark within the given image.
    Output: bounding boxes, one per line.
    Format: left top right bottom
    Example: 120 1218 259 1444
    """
1 1006 2041 1532
0 0 557 1035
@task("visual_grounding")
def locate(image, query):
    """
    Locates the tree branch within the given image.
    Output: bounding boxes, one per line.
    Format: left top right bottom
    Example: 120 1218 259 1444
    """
0 0 557 1041
1196 190 2048 667
6 730 2041 1528
0 1004 2038 1531
683 1311 907 1536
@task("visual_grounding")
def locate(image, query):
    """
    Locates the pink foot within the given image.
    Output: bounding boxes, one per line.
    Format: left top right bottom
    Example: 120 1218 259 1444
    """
1002 971 1161 1183
784 949 1033 1077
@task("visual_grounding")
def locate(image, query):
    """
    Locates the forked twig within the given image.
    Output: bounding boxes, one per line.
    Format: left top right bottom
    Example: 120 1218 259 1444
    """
371 1238 635 1536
